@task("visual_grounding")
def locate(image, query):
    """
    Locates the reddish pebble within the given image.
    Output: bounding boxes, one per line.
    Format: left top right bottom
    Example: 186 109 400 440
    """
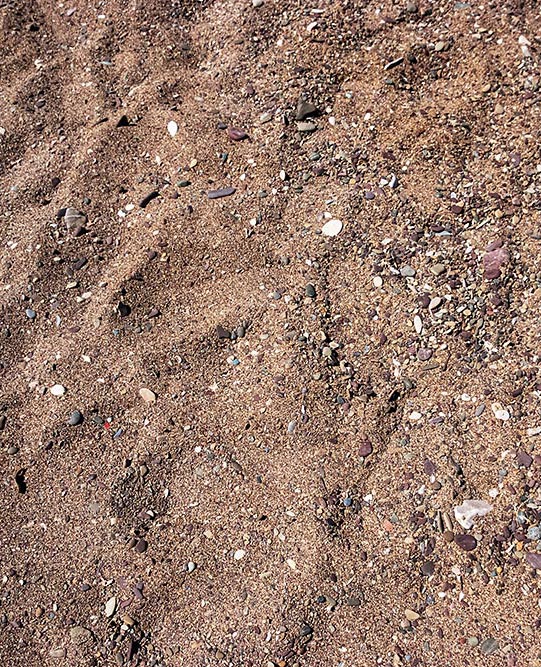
227 127 248 141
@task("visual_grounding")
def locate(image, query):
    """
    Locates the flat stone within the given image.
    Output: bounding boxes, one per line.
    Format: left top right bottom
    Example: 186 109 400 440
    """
305 284 316 298
70 626 92 645
454 533 477 551
479 638 499 656
405 609 420 621
105 596 117 618
400 266 415 277
50 384 66 397
296 99 318 120
208 187 236 199
431 263 446 276
297 121 317 133
139 388 156 403
321 218 343 237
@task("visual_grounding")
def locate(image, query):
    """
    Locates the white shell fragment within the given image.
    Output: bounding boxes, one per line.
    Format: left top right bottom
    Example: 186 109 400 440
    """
167 120 178 137
491 402 510 421
321 218 343 237
454 499 493 529
50 384 66 397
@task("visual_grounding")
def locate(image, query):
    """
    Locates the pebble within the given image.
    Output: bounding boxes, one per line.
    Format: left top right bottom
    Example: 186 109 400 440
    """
208 187 236 199
233 549 246 560
417 348 433 361
454 533 477 551
227 127 248 141
359 440 373 457
105 596 117 618
400 266 415 277
50 384 66 397
139 191 160 208
8 445 19 455
404 609 420 621
296 99 318 121
25 307 36 320
68 410 83 426
135 538 148 553
70 626 92 645
421 561 434 576
479 638 499 656
373 276 383 288
526 526 541 541
297 121 317 133
187 561 196 573
484 245 509 280
305 284 316 298
139 388 157 403
321 218 343 237
431 263 446 276
252 0 263 7
413 315 423 334
346 597 362 606
467 637 479 647
50 648 66 659
525 553 541 569
167 120 178 137
491 403 510 421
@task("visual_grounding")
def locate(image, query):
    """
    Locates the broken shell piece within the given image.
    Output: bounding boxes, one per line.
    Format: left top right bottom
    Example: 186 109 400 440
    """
454 499 493 530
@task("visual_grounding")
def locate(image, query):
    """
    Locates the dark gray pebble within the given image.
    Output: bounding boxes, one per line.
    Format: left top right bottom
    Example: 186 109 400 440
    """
68 411 83 426
305 284 316 298
139 191 160 208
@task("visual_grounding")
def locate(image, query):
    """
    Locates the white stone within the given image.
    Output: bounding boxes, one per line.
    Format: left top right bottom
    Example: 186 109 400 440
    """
233 549 246 560
167 120 178 137
321 218 343 237
50 384 66 397
454 499 493 529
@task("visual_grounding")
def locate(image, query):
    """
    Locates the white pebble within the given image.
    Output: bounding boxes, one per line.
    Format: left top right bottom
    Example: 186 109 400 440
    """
233 549 246 560
413 315 423 334
409 411 422 421
104 596 116 618
373 276 383 288
321 218 343 237
491 402 510 421
167 120 178 137
50 384 66 397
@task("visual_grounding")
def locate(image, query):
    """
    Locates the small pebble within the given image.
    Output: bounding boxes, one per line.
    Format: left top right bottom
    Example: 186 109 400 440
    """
400 266 415 278
305 284 316 298
167 120 178 137
139 388 157 403
25 308 36 320
68 410 83 426
50 384 66 397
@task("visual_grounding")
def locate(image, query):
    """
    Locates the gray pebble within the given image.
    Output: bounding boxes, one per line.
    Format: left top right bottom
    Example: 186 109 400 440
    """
400 266 415 278
25 308 36 320
306 283 316 298
68 410 83 426
527 526 541 541
479 638 499 656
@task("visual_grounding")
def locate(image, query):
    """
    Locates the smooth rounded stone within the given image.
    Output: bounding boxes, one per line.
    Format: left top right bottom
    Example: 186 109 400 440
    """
343 497 353 507
305 283 316 298
50 648 66 659
484 246 509 280
64 207 87 230
135 538 148 553
252 0 263 6
233 549 246 560
321 218 343 237
479 638 499 656
516 450 533 468
417 348 433 361
25 308 36 320
454 533 477 551
467 637 479 647
421 561 434 576
7 445 19 455
167 120 178 137
68 410 83 426
404 609 420 621
227 127 248 141
70 626 92 645
208 187 236 199
186 561 196 573
431 263 446 276
216 325 231 339
373 276 383 288
400 265 415 277
104 596 116 618
50 384 66 397
297 121 317 133
359 440 373 457
139 388 156 403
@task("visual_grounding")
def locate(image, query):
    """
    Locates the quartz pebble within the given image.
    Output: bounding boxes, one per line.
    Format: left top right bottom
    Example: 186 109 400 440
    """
167 120 178 137
321 218 343 237
50 384 66 397
139 388 157 403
